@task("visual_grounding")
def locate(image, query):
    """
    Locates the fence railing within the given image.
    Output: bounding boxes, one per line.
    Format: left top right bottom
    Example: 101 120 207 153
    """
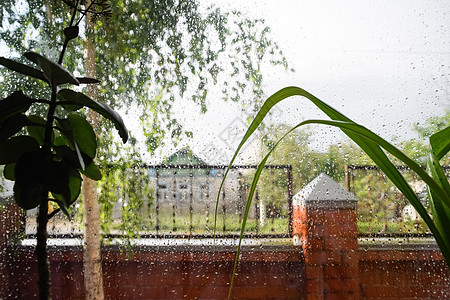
25 164 293 239
344 164 449 235
142 164 293 237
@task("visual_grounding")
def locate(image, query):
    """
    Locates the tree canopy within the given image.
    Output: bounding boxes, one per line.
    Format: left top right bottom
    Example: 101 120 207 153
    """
1 0 290 159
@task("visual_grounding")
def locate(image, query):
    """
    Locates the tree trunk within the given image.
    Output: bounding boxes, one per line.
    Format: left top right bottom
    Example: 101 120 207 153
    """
83 7 104 300
83 177 104 300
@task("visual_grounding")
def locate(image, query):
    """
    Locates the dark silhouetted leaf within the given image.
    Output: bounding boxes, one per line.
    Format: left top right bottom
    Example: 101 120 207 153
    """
0 135 40 164
26 115 46 145
58 89 128 143
52 166 82 208
53 145 93 170
3 163 15 180
64 25 79 41
24 52 80 86
0 91 34 124
14 183 43 210
14 150 47 210
0 57 48 82
76 77 100 84
0 114 31 143
46 159 70 195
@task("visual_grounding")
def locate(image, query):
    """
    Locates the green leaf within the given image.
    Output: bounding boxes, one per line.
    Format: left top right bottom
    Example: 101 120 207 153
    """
0 114 31 143
53 145 93 170
23 52 80 86
427 153 450 251
26 115 46 146
430 126 450 161
53 124 84 169
0 135 40 164
58 89 128 143
0 57 48 82
50 163 81 207
56 114 97 160
80 162 102 181
3 163 15 180
57 93 83 111
52 199 71 218
0 91 34 124
298 119 449 207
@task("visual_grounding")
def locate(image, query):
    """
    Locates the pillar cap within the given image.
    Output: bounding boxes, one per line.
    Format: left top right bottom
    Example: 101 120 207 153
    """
293 173 357 209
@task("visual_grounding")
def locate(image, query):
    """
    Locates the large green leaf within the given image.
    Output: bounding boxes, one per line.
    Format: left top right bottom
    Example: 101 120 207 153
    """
0 56 48 82
53 145 93 171
56 114 97 159
80 162 102 181
0 114 31 143
430 126 450 161
0 91 34 124
298 119 449 208
51 163 81 209
23 52 80 86
0 135 40 164
52 126 84 169
58 89 129 143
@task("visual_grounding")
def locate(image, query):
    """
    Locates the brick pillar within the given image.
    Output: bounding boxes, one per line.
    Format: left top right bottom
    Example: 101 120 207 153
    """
293 173 359 300
0 198 25 299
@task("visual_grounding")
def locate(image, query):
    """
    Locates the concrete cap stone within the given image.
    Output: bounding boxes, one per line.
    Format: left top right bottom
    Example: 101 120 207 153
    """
293 173 358 209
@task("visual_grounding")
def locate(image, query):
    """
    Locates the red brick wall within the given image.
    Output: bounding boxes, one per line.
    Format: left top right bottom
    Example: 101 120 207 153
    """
5 246 306 299
359 249 450 299
2 191 450 299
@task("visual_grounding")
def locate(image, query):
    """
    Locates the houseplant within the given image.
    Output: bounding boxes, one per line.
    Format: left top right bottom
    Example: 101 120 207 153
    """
0 0 128 298
218 86 449 297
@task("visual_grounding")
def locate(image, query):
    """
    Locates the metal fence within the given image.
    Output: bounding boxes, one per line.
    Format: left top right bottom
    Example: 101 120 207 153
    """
25 164 294 239
142 164 293 237
344 164 449 236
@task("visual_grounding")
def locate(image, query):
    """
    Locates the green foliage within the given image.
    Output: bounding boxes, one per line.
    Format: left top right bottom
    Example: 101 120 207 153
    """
0 1 127 297
97 158 153 246
1 0 291 158
219 86 450 297
0 1 128 214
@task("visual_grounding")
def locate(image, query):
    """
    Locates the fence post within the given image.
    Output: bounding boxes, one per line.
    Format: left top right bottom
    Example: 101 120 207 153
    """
292 173 359 299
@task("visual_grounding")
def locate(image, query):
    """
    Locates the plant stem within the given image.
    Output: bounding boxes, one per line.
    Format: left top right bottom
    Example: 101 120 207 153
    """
36 192 50 300
58 0 80 65
36 2 80 300
43 86 57 151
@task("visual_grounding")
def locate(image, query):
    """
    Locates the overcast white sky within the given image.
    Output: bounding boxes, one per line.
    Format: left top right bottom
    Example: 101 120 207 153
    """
1 1 449 164
160 0 450 164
